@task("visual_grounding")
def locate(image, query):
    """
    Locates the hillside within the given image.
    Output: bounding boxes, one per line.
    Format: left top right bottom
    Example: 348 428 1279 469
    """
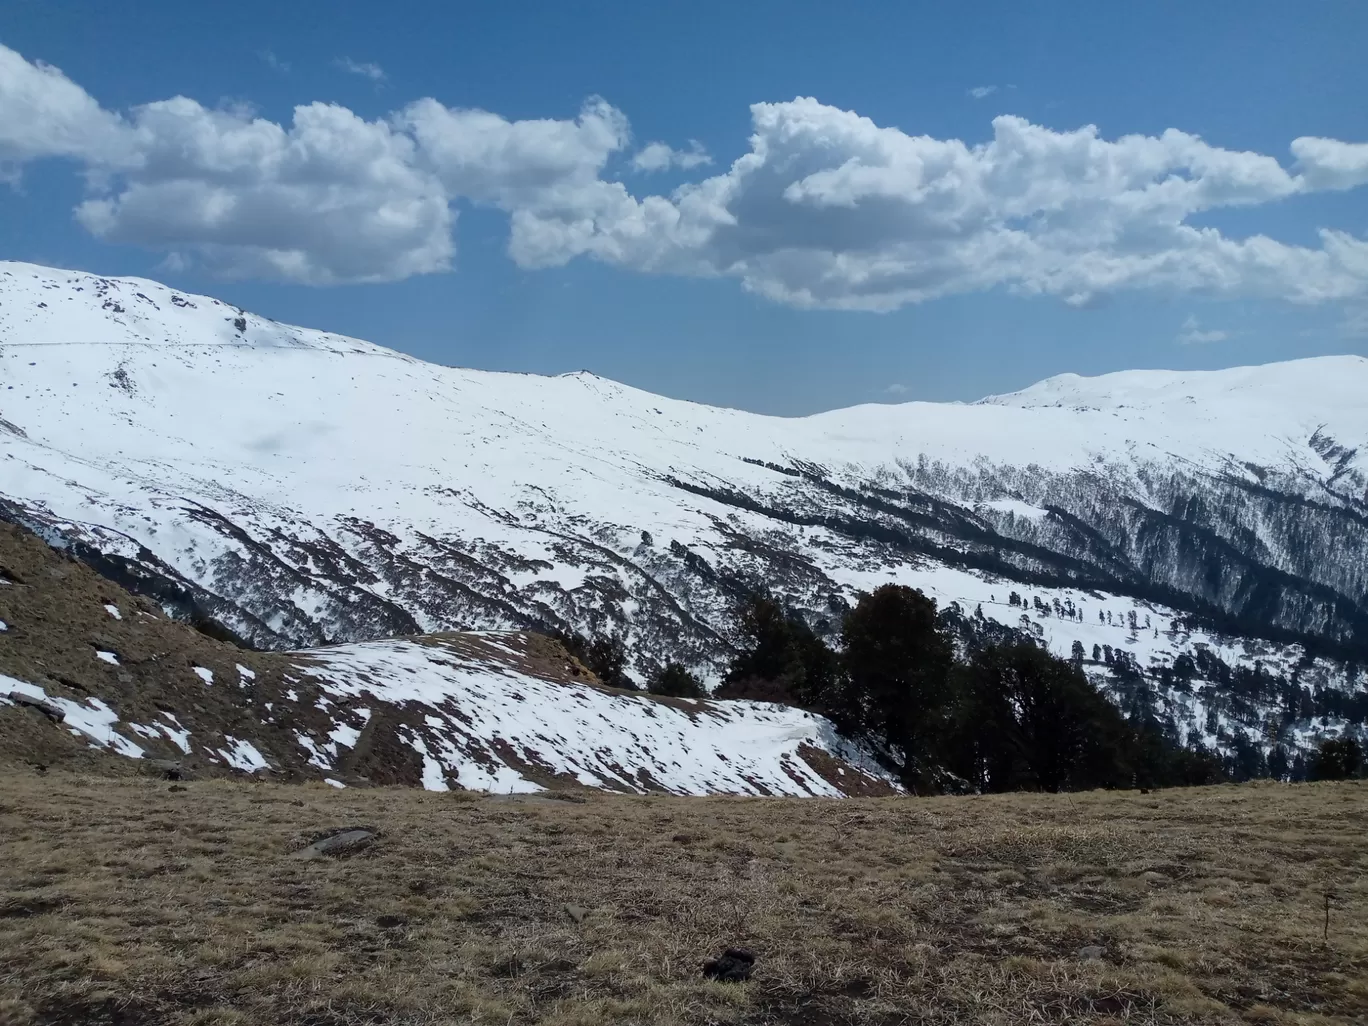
0 261 1366 770
2 772 1364 1026
0 521 889 795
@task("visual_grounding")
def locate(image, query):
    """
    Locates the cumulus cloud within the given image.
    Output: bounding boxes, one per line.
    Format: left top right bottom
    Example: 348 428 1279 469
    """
2 42 1367 311
1176 315 1230 345
883 383 909 395
1291 136 1368 191
537 98 1368 311
968 86 997 100
631 140 712 172
0 45 130 172
76 98 452 283
335 57 386 82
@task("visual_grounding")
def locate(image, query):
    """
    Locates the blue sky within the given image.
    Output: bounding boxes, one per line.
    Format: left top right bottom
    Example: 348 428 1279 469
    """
2 1 1367 414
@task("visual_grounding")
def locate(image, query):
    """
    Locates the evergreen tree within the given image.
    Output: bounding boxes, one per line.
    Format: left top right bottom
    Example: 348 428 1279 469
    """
647 661 707 698
585 633 632 689
1311 737 1363 780
1268 745 1290 781
716 594 840 713
945 642 1131 793
840 585 954 784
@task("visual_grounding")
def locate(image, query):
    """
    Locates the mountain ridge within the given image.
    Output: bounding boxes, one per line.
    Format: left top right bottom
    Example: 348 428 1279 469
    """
1 260 1365 775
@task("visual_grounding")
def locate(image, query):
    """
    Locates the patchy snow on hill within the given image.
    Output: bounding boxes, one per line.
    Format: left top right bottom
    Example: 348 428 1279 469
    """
290 632 895 796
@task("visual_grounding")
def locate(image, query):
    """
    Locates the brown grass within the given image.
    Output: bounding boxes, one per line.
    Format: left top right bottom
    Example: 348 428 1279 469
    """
0 774 1364 1026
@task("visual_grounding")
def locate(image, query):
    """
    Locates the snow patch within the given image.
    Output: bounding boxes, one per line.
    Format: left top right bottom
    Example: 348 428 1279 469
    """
0 673 143 758
217 736 269 773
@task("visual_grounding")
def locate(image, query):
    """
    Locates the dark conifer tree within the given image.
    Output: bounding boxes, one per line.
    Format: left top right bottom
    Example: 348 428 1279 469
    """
840 585 954 784
647 661 707 698
717 594 840 714
1311 737 1363 780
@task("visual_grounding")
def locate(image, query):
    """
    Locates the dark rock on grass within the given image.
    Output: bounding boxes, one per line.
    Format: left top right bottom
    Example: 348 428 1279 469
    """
702 947 755 982
7 691 65 723
375 914 408 929
144 758 185 780
291 827 376 860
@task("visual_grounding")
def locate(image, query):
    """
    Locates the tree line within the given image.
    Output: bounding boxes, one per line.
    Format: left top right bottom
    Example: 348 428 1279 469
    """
556 585 1364 792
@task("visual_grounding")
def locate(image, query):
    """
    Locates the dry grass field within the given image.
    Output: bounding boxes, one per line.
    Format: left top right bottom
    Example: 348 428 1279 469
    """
0 774 1364 1026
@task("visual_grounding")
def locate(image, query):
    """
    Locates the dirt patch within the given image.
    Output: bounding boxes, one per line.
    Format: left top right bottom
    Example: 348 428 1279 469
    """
795 742 898 797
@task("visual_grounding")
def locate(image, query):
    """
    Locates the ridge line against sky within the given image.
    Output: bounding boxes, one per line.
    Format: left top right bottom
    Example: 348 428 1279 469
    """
1 2 1367 416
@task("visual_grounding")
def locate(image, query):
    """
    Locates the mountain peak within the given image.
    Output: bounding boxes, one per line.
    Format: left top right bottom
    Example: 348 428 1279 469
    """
0 261 391 356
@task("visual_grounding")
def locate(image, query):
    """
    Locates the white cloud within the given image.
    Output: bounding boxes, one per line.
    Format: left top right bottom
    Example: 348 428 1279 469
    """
2 43 1367 312
1291 136 1368 191
968 86 997 100
335 57 385 83
1176 315 1230 345
400 96 628 207
0 45 130 172
543 99 1368 311
74 98 452 283
631 140 712 172
883 383 909 395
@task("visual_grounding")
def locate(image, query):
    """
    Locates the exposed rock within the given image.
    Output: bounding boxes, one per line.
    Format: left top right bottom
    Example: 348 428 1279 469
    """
702 947 756 982
564 903 587 924
6 692 64 723
291 828 376 860
1076 944 1106 961
144 758 186 780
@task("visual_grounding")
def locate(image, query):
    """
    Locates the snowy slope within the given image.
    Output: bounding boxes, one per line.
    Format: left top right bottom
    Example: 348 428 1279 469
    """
1 261 1366 769
289 633 894 795
1 637 894 796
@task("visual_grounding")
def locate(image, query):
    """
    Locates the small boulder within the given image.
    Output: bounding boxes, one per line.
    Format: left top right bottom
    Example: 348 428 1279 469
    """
375 914 408 929
6 692 65 723
564 903 587 924
702 947 756 983
1076 945 1106 961
146 759 185 781
291 828 376 860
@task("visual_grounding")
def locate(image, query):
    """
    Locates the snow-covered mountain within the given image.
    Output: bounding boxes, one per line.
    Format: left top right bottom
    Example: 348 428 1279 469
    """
2 261 1366 770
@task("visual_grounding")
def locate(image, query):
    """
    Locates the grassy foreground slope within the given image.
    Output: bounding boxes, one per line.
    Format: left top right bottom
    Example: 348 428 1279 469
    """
1 775 1364 1026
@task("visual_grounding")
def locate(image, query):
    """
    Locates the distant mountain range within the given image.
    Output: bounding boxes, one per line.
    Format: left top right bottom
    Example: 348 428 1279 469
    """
1 260 1364 777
